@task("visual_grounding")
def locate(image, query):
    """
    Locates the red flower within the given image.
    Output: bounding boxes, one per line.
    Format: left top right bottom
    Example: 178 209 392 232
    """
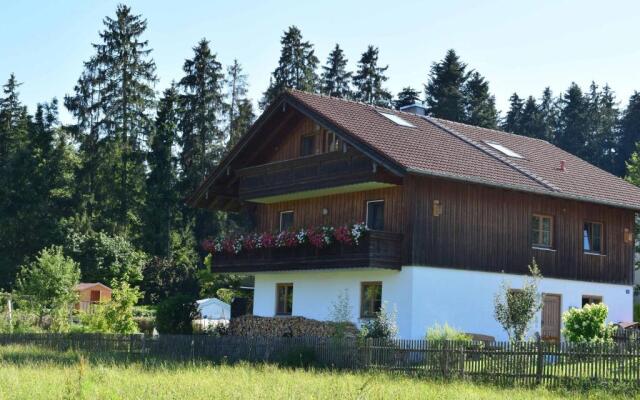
334 225 353 245
201 239 216 253
261 232 276 248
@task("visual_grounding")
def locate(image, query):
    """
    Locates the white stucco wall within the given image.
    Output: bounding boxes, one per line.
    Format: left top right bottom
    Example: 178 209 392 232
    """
253 266 634 340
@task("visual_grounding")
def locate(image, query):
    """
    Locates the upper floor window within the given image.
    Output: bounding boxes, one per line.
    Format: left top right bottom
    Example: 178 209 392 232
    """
366 200 384 230
276 283 293 316
325 131 341 153
300 135 316 157
532 214 553 248
279 211 294 231
360 282 382 318
583 222 603 254
582 295 602 307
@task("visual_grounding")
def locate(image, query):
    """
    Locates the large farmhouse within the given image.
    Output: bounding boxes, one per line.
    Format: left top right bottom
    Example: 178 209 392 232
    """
189 89 640 340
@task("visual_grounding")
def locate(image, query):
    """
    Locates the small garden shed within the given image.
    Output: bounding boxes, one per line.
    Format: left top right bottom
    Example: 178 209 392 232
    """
74 282 112 312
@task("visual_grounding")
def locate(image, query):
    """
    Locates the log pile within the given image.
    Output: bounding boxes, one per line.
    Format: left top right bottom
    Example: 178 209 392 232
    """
229 315 359 338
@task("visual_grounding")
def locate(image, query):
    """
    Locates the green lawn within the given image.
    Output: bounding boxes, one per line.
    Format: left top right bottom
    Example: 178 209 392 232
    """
0 345 634 400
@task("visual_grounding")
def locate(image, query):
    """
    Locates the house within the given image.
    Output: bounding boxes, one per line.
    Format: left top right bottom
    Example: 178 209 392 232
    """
197 298 231 321
188 89 640 341
74 282 112 312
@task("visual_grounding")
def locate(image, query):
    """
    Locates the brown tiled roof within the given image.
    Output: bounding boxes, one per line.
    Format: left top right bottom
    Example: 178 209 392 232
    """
74 282 111 292
287 90 640 210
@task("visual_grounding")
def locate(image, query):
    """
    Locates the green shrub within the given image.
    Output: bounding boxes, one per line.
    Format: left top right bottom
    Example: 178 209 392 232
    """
425 323 472 342
562 303 616 343
155 294 198 334
359 303 398 340
80 281 141 334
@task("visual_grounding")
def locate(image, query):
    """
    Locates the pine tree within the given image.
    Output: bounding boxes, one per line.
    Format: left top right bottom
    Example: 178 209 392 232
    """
462 71 498 128
394 87 421 110
226 60 254 148
618 92 640 176
177 39 226 242
556 83 589 159
320 44 351 98
502 93 525 133
65 5 157 236
424 49 469 121
585 83 619 172
144 86 180 256
538 87 559 142
518 96 545 139
261 26 319 108
352 45 392 107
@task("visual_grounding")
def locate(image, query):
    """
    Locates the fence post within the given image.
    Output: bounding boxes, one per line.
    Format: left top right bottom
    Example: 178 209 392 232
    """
443 340 449 379
535 334 543 385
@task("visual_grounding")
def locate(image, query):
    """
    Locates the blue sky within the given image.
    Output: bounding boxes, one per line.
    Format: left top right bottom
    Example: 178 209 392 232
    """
2 0 639 123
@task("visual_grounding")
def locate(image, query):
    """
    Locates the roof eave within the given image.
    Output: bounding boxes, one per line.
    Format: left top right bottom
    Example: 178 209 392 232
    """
406 167 640 212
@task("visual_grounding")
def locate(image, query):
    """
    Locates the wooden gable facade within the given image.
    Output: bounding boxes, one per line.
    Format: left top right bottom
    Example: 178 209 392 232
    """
189 95 636 286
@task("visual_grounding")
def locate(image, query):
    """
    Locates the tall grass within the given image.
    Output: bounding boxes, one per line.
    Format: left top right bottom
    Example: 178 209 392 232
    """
0 344 629 400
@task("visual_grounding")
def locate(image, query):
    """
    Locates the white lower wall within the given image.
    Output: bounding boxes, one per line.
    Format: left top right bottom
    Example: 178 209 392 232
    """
253 266 634 340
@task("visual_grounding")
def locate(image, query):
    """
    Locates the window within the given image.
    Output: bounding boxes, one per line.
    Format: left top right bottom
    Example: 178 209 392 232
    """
583 222 603 254
484 141 524 159
532 214 553 248
582 295 602 307
276 283 293 315
361 282 382 318
378 112 415 128
324 131 341 152
300 135 316 157
366 200 384 230
279 211 294 231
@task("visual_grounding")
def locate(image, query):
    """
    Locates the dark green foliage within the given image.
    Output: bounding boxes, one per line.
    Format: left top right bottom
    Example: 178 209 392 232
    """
394 87 421 110
226 60 255 149
618 92 640 176
424 49 469 121
462 72 498 128
261 26 319 108
556 83 590 159
155 294 198 334
320 44 351 98
502 93 524 134
352 46 392 107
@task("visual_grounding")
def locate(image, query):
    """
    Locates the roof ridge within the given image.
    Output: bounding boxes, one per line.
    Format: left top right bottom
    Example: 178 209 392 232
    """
423 116 561 192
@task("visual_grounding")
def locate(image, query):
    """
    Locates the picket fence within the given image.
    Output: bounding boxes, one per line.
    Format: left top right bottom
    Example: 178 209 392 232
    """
1 333 640 387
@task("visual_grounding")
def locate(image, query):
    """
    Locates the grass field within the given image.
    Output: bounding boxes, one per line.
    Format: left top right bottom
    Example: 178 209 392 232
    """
0 345 636 400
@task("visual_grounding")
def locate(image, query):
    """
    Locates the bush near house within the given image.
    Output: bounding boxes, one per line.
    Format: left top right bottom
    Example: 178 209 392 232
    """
562 303 616 343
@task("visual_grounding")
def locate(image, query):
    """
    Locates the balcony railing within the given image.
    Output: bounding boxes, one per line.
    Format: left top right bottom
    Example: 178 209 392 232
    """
208 231 403 273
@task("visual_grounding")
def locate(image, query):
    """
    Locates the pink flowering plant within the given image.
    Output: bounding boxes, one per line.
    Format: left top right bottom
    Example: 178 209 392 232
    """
202 222 369 256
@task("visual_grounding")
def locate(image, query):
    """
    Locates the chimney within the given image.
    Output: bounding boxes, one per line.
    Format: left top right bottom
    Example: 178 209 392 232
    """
400 103 428 116
559 160 566 172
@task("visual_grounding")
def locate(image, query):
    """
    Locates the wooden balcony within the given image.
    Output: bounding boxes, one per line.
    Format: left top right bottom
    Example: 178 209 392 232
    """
237 151 401 203
208 231 403 273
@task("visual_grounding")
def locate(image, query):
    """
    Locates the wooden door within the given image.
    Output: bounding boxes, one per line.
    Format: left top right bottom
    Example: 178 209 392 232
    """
90 290 101 303
541 294 561 342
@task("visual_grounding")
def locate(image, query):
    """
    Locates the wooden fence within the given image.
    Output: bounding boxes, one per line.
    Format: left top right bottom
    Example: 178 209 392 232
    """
1 333 640 387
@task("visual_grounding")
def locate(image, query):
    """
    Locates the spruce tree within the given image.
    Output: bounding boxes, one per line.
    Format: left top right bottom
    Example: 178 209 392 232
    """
518 96 545 139
617 92 640 176
352 45 392 107
144 86 180 256
462 71 498 128
394 87 421 110
424 49 468 121
502 93 525 133
556 83 589 159
538 87 559 142
320 44 351 98
177 39 226 242
585 83 619 172
261 26 319 108
226 60 254 148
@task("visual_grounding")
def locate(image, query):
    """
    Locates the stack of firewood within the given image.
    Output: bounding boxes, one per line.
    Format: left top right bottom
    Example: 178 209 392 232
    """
229 315 358 337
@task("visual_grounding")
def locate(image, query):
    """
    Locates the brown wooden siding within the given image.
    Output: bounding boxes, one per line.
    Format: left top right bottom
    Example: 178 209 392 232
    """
267 118 340 162
255 186 404 233
408 176 635 285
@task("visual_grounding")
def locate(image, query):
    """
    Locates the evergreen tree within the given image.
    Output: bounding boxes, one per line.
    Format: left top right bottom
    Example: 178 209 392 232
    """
462 71 498 128
226 60 254 148
618 92 640 176
65 5 157 236
538 87 559 142
424 49 469 121
320 44 351 98
177 39 226 242
556 83 589 159
394 87 421 110
518 96 545 139
261 26 319 108
502 93 525 133
585 83 619 172
352 45 392 107
144 86 180 256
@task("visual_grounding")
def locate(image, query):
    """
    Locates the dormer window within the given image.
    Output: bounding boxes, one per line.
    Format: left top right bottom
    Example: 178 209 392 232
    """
484 141 523 159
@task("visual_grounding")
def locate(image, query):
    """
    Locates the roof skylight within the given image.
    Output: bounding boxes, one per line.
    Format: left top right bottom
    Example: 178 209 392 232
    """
484 141 524 159
378 112 415 128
